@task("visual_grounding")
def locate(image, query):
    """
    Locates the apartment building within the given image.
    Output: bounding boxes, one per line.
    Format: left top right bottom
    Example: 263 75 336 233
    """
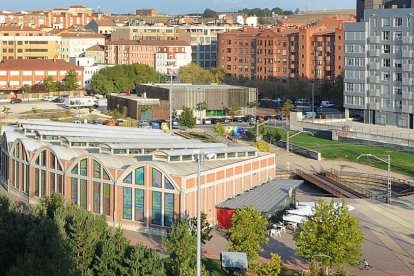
111 26 177 41
105 40 191 73
0 26 61 61
218 16 353 83
0 5 96 29
344 7 414 128
136 9 158 16
255 27 299 82
85 45 105 64
0 59 83 89
177 25 240 68
217 27 261 79
60 32 105 61
84 19 117 35
356 0 414 21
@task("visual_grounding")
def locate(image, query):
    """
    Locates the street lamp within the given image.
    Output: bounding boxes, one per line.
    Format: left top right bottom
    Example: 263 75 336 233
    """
286 130 314 152
357 154 391 204
193 151 215 276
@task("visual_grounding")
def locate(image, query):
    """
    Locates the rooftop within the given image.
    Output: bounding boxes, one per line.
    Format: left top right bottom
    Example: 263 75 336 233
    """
0 59 82 70
85 44 105 51
107 39 190 46
143 83 250 90
60 32 105 38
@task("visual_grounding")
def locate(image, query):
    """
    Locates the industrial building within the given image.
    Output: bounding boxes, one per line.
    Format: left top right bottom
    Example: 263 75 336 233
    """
1 120 277 230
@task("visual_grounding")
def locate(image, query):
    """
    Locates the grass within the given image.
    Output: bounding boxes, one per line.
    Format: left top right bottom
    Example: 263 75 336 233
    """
252 126 414 176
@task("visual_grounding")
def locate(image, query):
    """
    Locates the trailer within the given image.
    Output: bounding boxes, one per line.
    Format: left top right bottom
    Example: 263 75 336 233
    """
64 96 99 108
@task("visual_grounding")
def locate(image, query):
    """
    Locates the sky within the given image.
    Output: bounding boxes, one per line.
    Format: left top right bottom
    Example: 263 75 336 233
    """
2 0 356 15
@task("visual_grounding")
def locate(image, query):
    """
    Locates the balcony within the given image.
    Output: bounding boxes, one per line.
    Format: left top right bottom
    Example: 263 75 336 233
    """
368 89 380 97
289 64 295 69
368 36 380 44
368 49 380 57
368 76 380 83
402 64 413 71
402 78 413 86
368 63 380 70
402 36 413 44
402 50 413 58
402 90 413 100
325 66 331 71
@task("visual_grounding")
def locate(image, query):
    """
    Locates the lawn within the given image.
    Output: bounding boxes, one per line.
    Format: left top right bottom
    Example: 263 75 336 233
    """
257 126 414 176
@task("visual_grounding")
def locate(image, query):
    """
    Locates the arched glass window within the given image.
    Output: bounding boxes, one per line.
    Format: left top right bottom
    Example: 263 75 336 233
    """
152 168 162 187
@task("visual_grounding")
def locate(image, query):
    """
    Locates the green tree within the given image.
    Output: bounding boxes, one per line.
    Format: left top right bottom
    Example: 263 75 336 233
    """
91 73 115 94
264 129 281 145
213 123 225 136
189 212 213 246
2 106 11 123
63 69 79 91
178 106 196 128
43 76 57 92
294 199 364 272
203 8 218 18
282 100 294 118
209 67 225 83
252 253 282 275
178 63 216 83
251 140 271 152
227 206 269 262
228 103 240 121
124 243 165 276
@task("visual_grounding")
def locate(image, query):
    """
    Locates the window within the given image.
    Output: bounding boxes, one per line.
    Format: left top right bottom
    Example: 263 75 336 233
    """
93 160 101 178
123 187 132 220
124 172 132 184
395 73 402 81
80 179 87 209
394 31 402 41
35 168 40 197
103 184 110 216
80 159 87 176
152 168 162 187
382 58 390 67
382 99 391 108
394 17 403 27
382 31 390 40
135 167 144 185
164 177 174 190
382 18 390 27
135 189 144 222
93 181 100 213
382 45 390 54
71 178 78 204
382 72 391 81
394 88 402 95
152 191 162 225
164 193 174 227
71 164 78 175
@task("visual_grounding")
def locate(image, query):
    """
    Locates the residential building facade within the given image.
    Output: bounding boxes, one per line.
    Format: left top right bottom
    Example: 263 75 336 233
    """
344 7 414 128
0 59 84 90
60 32 105 62
111 26 177 41
0 26 61 61
1 120 276 229
136 9 158 16
85 45 106 64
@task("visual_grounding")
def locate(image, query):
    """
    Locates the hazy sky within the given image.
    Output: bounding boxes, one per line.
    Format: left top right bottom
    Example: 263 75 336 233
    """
2 0 356 14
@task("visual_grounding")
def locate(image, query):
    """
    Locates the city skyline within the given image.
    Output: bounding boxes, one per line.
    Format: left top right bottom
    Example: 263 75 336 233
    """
2 0 355 14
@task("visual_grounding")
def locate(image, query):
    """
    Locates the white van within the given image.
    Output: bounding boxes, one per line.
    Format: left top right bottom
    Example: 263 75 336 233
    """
42 96 56 102
320 101 335 108
303 112 316 119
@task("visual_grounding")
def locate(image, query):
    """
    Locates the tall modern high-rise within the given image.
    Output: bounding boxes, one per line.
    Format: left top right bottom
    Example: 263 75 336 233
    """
344 3 414 128
356 0 414 21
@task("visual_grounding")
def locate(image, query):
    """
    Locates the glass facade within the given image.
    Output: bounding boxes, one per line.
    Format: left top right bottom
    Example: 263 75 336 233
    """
135 167 144 185
41 170 46 197
152 191 162 225
164 177 174 189
80 159 87 176
135 188 144 222
71 177 78 204
35 168 40 197
123 187 132 220
93 181 100 213
80 179 87 209
124 173 132 184
93 160 101 178
152 168 162 187
103 183 110 216
164 193 174 227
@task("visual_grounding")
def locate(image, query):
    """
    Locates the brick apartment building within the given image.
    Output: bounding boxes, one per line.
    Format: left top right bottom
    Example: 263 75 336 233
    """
0 5 99 29
0 26 61 61
0 59 84 90
105 40 191 73
218 16 355 84
136 9 158 16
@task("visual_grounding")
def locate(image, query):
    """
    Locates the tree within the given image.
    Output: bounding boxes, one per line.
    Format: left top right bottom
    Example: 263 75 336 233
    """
252 253 282 275
31 107 38 117
294 199 364 272
209 67 225 83
178 106 196 128
213 123 225 136
2 106 11 123
228 103 240 121
178 63 220 84
43 76 57 92
203 8 218 18
227 206 269 262
189 212 213 246
63 69 79 91
124 243 165 276
264 129 281 145
282 100 294 118
251 140 271 152
196 101 208 124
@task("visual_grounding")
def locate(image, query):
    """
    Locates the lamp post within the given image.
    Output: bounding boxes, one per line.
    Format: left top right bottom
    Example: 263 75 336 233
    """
286 130 314 152
193 151 215 276
357 154 391 204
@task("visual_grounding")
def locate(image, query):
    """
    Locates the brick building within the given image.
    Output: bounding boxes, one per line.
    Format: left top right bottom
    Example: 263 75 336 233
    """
1 120 277 229
135 9 158 16
0 59 83 90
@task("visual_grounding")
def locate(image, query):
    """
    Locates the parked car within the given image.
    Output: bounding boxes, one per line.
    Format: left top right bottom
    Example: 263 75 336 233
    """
52 97 65 103
42 96 56 102
275 114 286 121
320 100 335 108
303 111 316 119
10 98 22 104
